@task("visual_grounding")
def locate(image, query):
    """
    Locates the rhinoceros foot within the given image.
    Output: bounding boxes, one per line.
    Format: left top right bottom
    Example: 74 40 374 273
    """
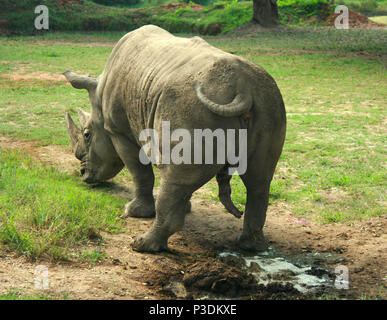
123 197 156 218
238 232 269 252
131 233 168 252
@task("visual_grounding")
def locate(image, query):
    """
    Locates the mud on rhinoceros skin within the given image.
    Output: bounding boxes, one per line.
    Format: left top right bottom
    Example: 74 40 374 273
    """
63 25 286 253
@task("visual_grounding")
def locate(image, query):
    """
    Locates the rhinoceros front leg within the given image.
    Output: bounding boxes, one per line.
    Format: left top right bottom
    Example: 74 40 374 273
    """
110 135 156 218
132 182 191 252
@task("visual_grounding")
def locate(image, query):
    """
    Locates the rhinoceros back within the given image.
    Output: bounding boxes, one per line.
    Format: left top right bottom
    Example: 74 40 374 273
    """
97 25 275 140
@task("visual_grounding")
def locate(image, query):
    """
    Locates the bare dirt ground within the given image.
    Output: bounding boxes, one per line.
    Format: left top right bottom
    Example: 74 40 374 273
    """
0 72 67 82
0 136 386 299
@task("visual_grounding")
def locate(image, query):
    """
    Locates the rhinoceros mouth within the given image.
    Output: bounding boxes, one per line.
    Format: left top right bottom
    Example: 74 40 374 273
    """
80 164 98 184
82 172 98 184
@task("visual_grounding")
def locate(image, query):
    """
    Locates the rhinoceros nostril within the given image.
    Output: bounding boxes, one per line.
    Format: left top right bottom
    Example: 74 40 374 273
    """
80 168 86 176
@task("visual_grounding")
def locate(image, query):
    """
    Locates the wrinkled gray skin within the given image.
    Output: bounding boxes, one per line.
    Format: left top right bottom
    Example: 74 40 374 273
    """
64 25 286 253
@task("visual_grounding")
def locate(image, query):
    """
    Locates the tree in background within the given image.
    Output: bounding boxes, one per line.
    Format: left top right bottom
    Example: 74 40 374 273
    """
252 0 279 26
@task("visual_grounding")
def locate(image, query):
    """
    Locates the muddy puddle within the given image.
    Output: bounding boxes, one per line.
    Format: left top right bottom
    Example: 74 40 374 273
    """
219 247 341 296
158 247 343 299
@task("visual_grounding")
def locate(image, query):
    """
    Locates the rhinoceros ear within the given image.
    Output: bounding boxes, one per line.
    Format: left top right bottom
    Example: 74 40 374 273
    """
65 112 81 153
78 108 91 129
63 71 97 92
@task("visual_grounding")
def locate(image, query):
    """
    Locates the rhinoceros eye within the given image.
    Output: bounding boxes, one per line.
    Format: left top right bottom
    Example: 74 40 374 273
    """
84 129 91 141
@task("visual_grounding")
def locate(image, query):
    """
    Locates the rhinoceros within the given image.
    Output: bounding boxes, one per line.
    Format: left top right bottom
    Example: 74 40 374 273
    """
64 25 286 252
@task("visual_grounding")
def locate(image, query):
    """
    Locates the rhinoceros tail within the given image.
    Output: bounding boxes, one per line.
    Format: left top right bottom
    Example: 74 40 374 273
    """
195 83 252 117
216 167 243 219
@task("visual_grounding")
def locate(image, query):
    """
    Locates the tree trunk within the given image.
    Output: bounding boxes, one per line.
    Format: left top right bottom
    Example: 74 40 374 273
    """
252 0 279 27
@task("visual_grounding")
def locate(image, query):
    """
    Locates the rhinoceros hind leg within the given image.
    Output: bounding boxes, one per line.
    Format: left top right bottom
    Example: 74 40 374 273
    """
131 232 168 252
237 176 271 252
238 228 269 251
237 135 283 252
123 197 155 218
131 182 192 252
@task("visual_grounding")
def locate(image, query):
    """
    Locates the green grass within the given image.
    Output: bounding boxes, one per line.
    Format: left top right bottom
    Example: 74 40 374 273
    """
0 28 386 238
0 150 126 260
78 246 106 265
369 15 387 23
99 0 193 9
337 0 387 15
0 289 52 300
0 40 113 145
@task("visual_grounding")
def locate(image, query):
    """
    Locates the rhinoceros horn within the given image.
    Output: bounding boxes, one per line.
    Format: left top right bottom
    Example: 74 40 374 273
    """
63 70 96 152
77 108 90 129
65 112 81 153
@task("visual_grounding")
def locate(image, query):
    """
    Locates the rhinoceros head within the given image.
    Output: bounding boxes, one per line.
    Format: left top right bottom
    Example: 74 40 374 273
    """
64 71 124 184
